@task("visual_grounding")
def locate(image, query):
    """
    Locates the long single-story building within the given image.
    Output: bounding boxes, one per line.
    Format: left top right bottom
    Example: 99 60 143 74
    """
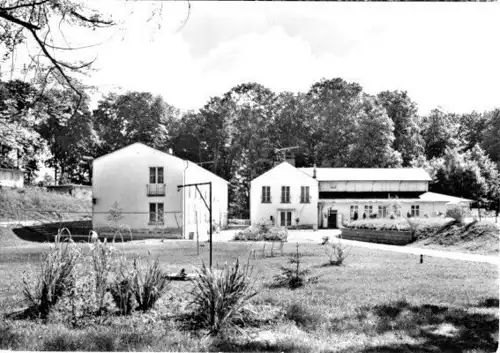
250 162 473 229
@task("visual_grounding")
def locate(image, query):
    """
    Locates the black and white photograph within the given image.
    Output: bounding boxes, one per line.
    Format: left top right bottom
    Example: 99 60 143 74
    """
0 0 499 352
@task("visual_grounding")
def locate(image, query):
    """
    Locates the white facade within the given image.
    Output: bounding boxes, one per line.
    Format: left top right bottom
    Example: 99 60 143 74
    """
250 164 470 230
0 168 24 188
92 143 228 239
250 162 319 228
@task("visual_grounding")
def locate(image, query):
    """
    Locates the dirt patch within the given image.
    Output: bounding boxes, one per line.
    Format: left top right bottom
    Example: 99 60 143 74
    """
414 221 499 255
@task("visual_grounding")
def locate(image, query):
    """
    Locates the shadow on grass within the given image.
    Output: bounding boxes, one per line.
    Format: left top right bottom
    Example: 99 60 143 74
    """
477 297 499 308
336 299 498 353
12 221 92 243
209 338 323 353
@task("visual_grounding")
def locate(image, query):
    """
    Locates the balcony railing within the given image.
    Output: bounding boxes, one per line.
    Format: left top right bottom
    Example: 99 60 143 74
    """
147 184 166 196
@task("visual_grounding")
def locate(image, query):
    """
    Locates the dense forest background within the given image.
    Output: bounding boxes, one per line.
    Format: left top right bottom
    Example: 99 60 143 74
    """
1 78 499 217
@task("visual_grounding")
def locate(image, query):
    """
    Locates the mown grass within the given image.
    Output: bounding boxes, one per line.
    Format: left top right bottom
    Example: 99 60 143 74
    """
0 239 497 352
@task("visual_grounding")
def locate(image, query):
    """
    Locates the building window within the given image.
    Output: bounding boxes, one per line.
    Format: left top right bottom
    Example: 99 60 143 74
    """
300 186 310 203
364 205 373 218
350 205 359 220
149 167 164 184
262 186 271 203
411 205 420 217
378 205 388 218
280 211 292 227
149 203 164 224
281 186 290 203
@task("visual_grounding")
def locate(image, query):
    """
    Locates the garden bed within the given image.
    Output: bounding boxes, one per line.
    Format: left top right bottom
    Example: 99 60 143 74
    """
340 228 414 245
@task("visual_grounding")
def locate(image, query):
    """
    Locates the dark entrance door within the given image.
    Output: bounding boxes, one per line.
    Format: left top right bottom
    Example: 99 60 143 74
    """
327 210 338 229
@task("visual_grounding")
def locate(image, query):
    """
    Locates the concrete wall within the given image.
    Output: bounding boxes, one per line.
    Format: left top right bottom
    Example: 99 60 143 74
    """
0 169 24 188
319 181 428 192
250 162 319 228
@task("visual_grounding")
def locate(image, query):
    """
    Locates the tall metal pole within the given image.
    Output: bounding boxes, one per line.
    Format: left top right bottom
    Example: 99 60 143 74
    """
209 182 213 268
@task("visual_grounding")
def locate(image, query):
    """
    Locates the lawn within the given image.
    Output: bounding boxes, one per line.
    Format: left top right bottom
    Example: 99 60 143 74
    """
0 238 498 352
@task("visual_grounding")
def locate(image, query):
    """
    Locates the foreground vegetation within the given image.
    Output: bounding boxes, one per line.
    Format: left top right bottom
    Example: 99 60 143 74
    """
0 235 497 352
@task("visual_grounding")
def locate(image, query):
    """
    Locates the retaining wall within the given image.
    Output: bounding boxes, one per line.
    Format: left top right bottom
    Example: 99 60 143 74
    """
340 228 414 246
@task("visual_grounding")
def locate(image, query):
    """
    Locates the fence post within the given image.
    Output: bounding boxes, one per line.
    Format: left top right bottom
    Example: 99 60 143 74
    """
195 210 199 256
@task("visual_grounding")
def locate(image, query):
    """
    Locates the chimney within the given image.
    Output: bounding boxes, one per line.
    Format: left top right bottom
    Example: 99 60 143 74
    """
313 164 317 179
168 148 173 155
285 157 295 167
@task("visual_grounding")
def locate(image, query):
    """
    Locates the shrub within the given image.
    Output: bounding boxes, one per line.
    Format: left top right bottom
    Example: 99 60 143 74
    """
132 258 170 312
109 278 135 316
22 230 80 320
272 243 317 289
446 206 466 224
188 259 257 336
263 227 288 242
233 226 261 241
324 241 351 266
284 302 326 331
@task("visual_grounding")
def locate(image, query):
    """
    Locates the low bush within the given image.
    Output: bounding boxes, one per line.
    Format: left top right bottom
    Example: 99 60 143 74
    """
446 206 467 224
233 226 261 241
324 241 351 266
187 259 257 336
233 223 288 242
284 302 326 331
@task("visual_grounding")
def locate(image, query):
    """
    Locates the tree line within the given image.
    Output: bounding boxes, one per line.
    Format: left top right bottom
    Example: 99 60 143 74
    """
1 78 499 216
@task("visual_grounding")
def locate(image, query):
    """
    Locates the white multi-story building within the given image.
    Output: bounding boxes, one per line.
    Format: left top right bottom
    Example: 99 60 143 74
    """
92 142 228 239
250 162 472 229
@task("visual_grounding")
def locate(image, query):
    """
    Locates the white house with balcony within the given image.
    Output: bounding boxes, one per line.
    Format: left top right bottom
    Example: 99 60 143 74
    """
250 162 472 229
92 142 228 239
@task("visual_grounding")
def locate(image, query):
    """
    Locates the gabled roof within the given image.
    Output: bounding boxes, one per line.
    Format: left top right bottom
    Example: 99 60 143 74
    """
418 192 473 203
252 161 317 184
299 167 432 182
93 142 174 163
93 142 228 184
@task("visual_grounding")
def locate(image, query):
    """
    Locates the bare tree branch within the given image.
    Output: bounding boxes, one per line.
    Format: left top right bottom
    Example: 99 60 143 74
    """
0 9 41 30
0 0 49 12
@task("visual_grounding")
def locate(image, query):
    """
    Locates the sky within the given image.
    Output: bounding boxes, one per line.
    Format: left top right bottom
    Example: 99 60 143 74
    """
5 1 500 116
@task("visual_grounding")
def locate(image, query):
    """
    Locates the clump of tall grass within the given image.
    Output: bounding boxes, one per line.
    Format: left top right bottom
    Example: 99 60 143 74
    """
109 278 135 316
132 258 170 312
22 229 80 320
188 259 257 336
88 237 117 315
